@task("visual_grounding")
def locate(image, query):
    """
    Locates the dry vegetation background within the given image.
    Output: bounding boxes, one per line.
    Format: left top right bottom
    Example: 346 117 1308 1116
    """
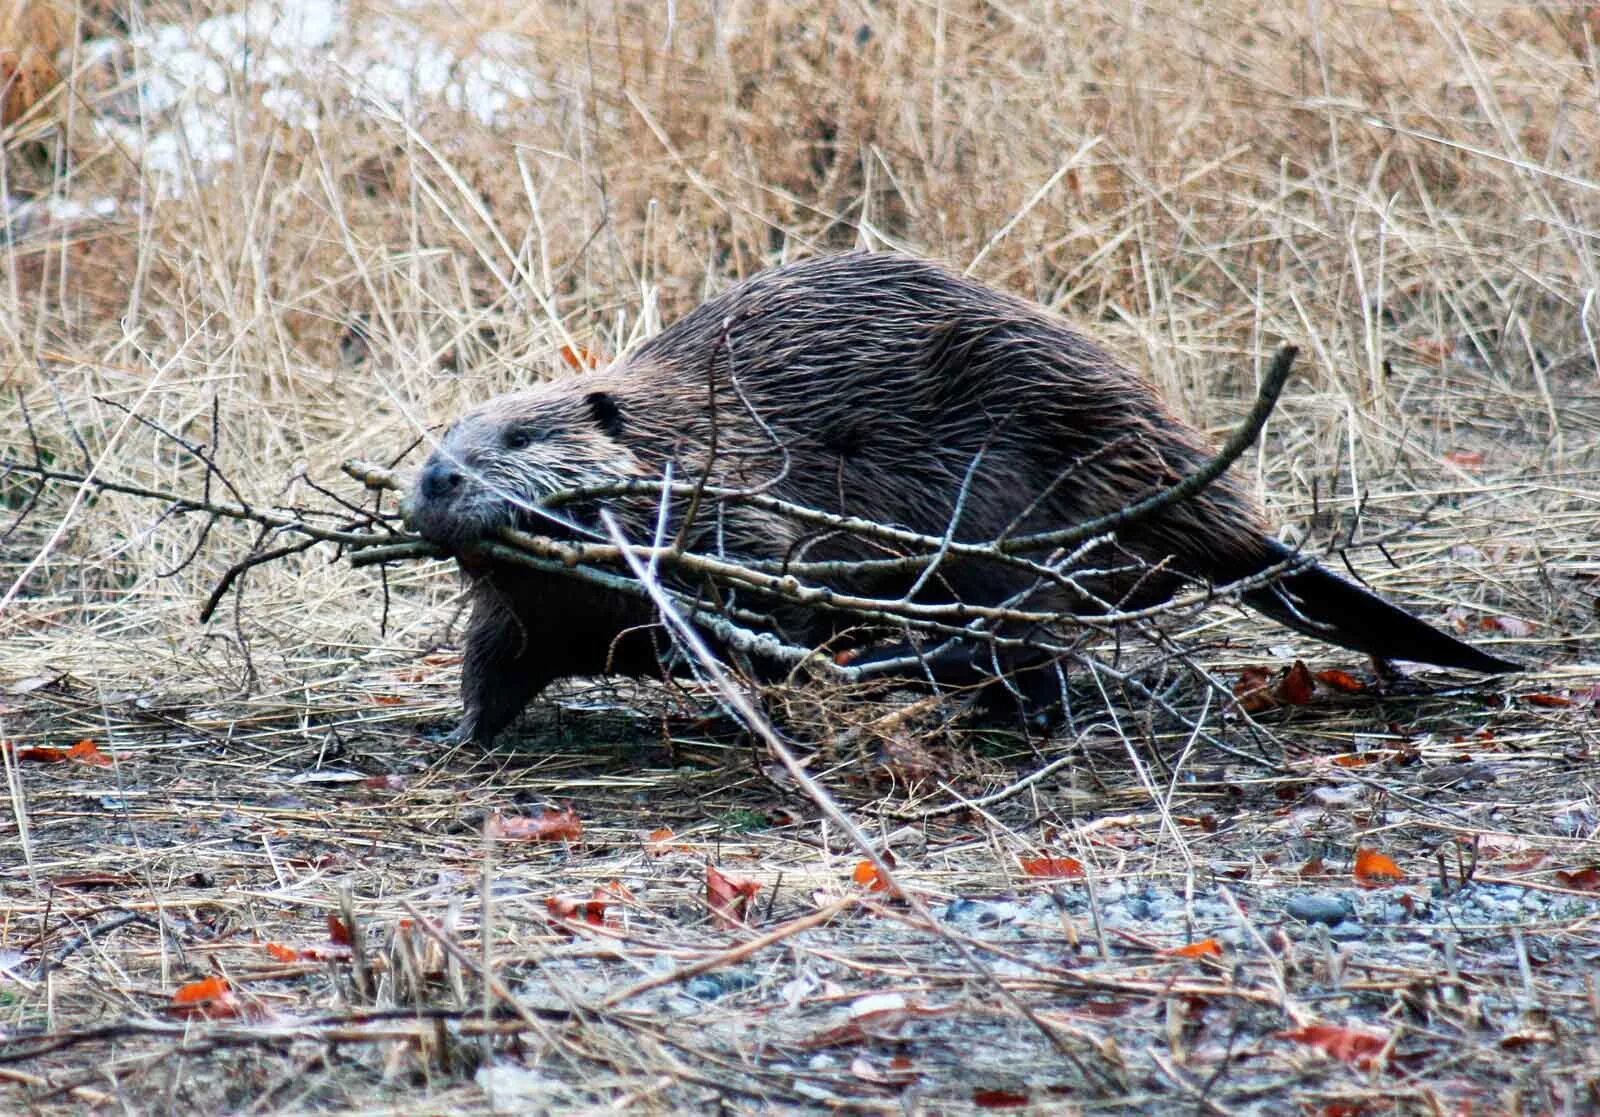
3 0 1600 1112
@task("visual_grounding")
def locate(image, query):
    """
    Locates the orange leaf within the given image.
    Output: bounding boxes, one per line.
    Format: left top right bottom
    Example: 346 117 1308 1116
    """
66 739 113 766
264 943 299 962
370 694 406 706
1555 867 1600 892
852 859 893 892
1353 848 1405 887
559 344 603 370
1021 856 1084 879
1278 660 1315 706
706 864 761 928
1316 669 1366 694
1162 938 1223 959
1279 1023 1388 1068
171 975 240 1018
1444 449 1485 469
547 894 608 926
1332 753 1375 767
327 913 352 946
1481 614 1534 637
486 807 584 842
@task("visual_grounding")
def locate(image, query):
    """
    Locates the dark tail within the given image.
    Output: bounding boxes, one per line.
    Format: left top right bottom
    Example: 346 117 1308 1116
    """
1239 539 1519 673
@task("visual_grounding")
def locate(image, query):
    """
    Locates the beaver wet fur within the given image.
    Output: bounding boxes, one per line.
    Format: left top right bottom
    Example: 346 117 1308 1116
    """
406 252 1517 745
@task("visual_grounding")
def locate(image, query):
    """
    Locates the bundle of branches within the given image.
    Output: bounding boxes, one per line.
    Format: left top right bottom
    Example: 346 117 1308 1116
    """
1 348 1299 755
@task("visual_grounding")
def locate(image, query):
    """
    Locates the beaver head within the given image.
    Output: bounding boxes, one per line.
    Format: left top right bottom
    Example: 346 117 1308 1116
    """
405 382 644 549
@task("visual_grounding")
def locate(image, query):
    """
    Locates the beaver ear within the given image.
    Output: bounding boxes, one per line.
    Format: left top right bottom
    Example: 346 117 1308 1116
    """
585 391 624 438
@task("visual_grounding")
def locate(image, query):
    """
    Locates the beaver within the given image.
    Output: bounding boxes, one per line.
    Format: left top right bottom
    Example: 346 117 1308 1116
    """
405 252 1517 745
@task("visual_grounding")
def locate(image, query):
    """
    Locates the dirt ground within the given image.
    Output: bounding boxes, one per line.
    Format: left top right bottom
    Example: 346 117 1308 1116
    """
4 1 1600 1113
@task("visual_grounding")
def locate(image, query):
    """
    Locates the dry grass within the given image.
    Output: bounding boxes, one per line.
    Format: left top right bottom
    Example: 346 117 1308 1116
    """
3 0 1600 1112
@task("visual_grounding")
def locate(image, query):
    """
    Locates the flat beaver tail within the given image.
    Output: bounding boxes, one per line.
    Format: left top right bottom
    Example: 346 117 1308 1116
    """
1239 539 1520 673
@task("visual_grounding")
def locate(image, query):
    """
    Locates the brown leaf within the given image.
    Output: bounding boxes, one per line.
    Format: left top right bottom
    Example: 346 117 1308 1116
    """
1353 848 1405 887
327 913 352 946
1554 867 1600 892
1233 666 1279 713
1444 449 1486 469
1278 660 1315 706
707 865 761 928
1278 1023 1388 1068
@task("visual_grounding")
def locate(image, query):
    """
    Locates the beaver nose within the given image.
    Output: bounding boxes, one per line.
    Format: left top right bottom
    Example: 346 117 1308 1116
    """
420 462 463 502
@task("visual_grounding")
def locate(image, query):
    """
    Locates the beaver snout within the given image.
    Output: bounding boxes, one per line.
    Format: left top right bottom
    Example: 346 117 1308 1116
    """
418 460 464 502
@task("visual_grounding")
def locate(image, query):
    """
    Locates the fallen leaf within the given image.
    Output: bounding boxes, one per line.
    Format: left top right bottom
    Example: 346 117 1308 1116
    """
1524 693 1573 709
560 344 603 369
1554 867 1600 892
1353 848 1405 887
327 913 352 946
1316 668 1366 694
171 975 240 1018
1279 1023 1388 1068
264 942 299 963
370 694 407 706
1162 938 1223 959
66 739 113 766
1444 449 1485 468
1279 660 1315 705
707 865 761 928
362 773 409 790
487 807 584 842
1020 856 1085 879
1233 666 1279 713
547 894 608 926
1481 615 1534 637
852 851 896 892
973 1088 1031 1109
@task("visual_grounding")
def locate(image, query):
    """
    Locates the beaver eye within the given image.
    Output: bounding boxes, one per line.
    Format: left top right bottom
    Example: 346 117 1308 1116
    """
503 426 541 450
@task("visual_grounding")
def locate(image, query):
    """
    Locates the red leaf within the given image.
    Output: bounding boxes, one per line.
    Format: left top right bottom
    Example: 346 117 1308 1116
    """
362 774 409 790
1481 615 1534 637
264 943 299 962
486 807 584 842
1279 1023 1388 1068
707 865 761 928
1353 848 1405 887
1444 449 1485 469
1020 856 1084 879
973 1089 1031 1108
1524 693 1573 708
327 913 352 946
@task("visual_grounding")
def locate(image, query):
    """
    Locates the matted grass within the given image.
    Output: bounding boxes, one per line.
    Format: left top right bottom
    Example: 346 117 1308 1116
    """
2 0 1599 1112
